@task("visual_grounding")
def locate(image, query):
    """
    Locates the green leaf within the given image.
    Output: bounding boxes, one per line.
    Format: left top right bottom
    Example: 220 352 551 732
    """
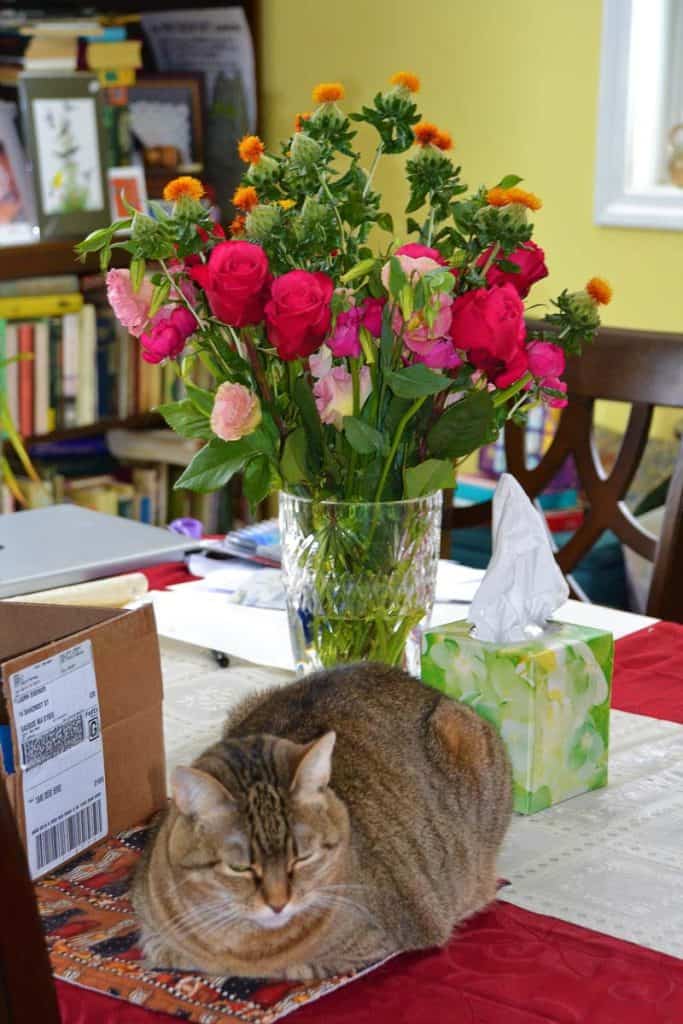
343 416 385 455
495 174 523 190
242 454 273 510
388 255 407 299
376 211 394 233
148 278 171 318
99 245 112 272
385 364 452 399
427 390 497 459
404 458 456 498
174 438 252 492
280 426 308 484
406 216 421 235
185 382 215 417
129 257 146 293
157 399 213 440
75 226 114 255
293 377 323 471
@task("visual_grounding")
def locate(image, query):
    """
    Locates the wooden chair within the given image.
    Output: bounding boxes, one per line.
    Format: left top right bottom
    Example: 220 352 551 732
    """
0 771 61 1023
442 326 683 623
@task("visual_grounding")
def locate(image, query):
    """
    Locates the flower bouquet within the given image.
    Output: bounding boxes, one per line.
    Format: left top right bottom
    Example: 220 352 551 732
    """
78 72 610 672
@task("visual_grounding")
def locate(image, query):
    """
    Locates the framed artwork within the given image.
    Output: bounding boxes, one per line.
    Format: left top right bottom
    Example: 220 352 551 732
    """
108 165 148 219
18 72 110 240
0 101 37 245
128 73 204 168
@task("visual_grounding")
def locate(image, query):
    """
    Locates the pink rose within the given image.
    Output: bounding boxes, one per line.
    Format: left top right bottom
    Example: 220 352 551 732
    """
380 253 442 291
309 346 332 379
481 241 548 299
526 340 565 380
210 382 262 441
396 243 446 264
328 306 362 357
265 270 334 361
189 241 270 327
359 296 385 337
450 283 527 387
541 376 568 408
139 306 196 364
393 293 453 353
313 365 372 430
106 268 154 338
410 338 462 370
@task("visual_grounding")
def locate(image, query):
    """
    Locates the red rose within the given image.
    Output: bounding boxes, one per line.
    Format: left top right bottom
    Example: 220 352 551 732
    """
479 241 548 299
450 283 528 387
189 240 270 327
265 270 334 360
396 242 446 265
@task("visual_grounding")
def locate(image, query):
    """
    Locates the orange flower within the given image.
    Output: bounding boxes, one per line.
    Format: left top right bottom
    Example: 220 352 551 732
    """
238 134 265 164
232 185 258 212
390 71 420 93
230 215 246 235
294 111 311 133
487 186 542 211
434 129 453 151
413 121 440 146
162 175 205 202
277 198 296 210
312 82 344 103
586 277 612 305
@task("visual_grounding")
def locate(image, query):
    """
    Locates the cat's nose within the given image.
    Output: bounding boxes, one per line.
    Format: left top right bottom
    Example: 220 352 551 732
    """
267 901 287 914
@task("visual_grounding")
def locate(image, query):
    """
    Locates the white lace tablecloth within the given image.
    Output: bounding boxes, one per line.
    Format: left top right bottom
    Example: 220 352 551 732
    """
159 636 683 961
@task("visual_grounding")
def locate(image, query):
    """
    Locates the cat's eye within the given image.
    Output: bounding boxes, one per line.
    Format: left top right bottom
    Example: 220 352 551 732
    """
294 852 314 865
227 863 252 874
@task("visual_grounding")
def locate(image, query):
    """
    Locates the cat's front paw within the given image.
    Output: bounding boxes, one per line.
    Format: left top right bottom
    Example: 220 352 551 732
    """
283 962 320 982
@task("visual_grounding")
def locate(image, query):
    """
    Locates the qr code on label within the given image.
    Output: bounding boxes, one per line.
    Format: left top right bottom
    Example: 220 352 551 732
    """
21 713 84 769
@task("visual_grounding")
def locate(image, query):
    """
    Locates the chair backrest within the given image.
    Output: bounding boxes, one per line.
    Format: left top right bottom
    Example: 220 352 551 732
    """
0 772 61 1023
442 326 683 622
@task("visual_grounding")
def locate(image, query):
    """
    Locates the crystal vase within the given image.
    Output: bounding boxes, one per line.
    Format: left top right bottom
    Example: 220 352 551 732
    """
279 491 443 674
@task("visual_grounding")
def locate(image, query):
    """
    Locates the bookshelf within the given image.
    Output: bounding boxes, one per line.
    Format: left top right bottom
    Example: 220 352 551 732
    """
25 412 162 447
0 240 129 282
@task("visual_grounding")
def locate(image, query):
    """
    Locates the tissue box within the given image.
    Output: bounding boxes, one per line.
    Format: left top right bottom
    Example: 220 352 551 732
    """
421 620 614 814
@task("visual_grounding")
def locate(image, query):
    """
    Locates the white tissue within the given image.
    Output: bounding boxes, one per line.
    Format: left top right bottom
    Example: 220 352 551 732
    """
468 473 569 643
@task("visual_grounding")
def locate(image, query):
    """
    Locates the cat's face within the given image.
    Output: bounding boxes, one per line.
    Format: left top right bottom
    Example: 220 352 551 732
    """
166 732 349 930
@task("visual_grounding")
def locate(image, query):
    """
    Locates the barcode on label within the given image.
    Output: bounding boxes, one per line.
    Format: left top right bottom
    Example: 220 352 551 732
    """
34 799 103 871
21 713 84 769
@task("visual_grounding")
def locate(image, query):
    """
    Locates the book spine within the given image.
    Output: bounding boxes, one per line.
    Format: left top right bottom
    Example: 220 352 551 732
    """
116 323 129 418
77 304 97 426
5 323 19 426
47 316 62 431
0 319 5 432
61 312 80 428
17 322 34 438
32 319 50 437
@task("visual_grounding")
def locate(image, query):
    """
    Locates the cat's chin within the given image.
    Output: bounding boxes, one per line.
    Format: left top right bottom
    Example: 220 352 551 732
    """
249 904 301 929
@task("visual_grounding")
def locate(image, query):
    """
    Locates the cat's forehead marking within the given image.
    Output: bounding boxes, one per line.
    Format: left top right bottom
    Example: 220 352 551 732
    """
247 781 289 856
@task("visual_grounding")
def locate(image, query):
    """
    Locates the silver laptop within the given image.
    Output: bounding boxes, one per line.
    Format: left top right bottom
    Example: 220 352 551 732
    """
0 504 194 599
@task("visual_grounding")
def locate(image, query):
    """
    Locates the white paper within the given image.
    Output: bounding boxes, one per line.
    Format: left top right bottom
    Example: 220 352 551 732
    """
469 474 570 642
9 640 107 878
142 7 257 132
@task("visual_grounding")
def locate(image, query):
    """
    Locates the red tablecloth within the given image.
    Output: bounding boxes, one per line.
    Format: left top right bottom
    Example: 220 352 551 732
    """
56 567 683 1024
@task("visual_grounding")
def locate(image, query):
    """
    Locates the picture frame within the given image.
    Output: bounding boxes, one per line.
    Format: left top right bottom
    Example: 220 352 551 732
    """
0 100 38 245
107 164 148 220
18 72 110 240
127 72 205 169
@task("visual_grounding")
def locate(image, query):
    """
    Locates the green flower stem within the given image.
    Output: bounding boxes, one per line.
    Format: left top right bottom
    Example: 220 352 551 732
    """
243 329 285 433
318 172 347 255
345 358 361 498
374 395 426 501
363 142 384 198
425 193 436 247
478 241 501 279
492 372 533 407
158 258 203 328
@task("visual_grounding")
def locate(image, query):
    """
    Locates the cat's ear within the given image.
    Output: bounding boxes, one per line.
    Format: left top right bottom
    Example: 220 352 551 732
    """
171 766 234 818
291 731 336 798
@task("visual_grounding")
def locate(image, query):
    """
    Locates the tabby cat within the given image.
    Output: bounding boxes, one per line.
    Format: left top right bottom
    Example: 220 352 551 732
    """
133 662 511 979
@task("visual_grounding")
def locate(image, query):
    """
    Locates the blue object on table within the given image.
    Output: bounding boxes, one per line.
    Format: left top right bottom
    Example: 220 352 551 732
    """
169 517 203 540
0 725 14 774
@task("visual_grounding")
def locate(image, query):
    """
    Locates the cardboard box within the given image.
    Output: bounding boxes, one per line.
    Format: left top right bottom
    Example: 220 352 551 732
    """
0 602 166 877
421 620 614 814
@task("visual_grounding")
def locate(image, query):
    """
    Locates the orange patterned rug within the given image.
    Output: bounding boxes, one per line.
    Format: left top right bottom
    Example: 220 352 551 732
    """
37 824 384 1023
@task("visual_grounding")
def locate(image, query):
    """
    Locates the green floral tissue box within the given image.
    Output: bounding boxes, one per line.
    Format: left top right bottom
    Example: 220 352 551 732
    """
421 620 614 814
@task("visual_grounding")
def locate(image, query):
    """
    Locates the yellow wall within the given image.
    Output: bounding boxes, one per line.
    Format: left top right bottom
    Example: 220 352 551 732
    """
258 0 682 439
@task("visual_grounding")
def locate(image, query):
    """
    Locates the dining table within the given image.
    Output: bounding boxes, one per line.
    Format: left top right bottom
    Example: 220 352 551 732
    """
48 556 683 1024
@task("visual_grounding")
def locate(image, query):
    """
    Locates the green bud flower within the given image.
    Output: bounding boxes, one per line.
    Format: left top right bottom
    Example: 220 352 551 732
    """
245 203 281 242
566 290 601 328
290 131 322 167
246 154 279 185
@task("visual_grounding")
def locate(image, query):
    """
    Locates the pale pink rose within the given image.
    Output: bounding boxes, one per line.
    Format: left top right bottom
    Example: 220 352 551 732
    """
393 293 454 352
313 365 372 430
380 253 442 292
106 268 154 338
210 382 262 441
309 345 333 379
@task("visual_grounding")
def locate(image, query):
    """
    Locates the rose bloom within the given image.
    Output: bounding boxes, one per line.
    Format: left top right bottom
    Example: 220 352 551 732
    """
393 292 453 351
328 306 362 357
380 253 442 291
395 242 446 265
106 269 154 338
450 283 527 387
480 240 548 299
265 270 334 360
313 364 372 430
139 306 196 364
409 338 462 370
210 382 262 441
190 240 270 327
526 340 565 380
360 296 385 337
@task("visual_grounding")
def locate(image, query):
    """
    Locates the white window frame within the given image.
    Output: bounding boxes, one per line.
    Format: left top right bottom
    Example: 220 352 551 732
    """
595 0 683 230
